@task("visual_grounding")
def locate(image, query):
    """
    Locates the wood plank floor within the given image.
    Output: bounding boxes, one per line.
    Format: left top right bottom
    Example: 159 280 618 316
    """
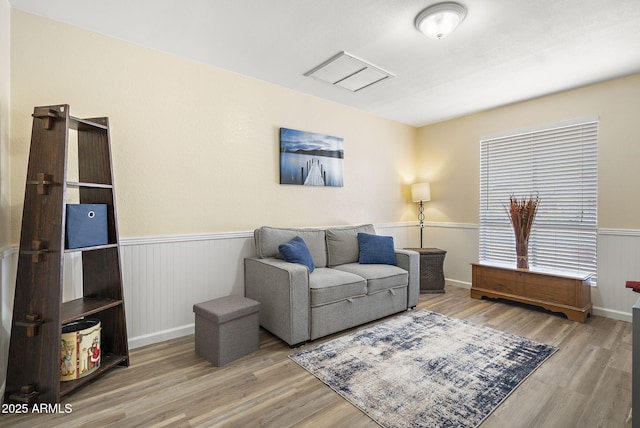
2 285 632 427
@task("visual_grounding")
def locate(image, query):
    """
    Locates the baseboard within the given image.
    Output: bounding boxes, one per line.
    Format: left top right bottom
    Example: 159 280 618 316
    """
446 279 471 289
128 281 472 349
128 324 195 350
593 307 632 323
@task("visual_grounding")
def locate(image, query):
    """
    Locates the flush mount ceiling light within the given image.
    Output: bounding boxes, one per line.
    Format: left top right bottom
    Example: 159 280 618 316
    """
304 51 395 92
415 2 467 39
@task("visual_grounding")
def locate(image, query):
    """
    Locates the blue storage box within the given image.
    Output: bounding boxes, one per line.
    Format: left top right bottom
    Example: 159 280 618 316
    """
66 204 108 249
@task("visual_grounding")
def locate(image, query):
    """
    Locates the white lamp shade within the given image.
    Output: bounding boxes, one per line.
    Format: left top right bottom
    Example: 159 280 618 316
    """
411 182 431 202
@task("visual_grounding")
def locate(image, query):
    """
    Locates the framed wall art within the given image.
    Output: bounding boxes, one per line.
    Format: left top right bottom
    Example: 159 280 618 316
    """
279 127 344 187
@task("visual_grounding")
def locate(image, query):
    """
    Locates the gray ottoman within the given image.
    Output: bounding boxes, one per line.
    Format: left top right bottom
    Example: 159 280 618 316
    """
193 295 260 366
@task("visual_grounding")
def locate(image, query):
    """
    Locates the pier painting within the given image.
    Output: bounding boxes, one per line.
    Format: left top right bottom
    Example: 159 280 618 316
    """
279 127 344 187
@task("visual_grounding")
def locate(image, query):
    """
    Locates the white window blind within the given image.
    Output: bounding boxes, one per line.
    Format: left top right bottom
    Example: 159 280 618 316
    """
479 118 598 279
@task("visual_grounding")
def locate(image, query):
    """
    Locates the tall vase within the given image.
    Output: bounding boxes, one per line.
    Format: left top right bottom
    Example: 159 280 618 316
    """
515 238 529 269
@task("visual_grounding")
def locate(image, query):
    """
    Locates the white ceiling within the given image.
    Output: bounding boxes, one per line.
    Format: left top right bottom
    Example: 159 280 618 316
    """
9 0 640 126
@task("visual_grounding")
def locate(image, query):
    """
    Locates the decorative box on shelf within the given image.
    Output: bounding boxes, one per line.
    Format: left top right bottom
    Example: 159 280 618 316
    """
65 203 108 249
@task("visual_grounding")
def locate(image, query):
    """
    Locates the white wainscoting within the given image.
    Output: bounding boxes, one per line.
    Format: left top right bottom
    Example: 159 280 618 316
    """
416 222 479 289
0 245 18 400
120 232 256 348
1 223 639 359
596 229 640 321
421 224 639 322
121 224 415 349
421 224 640 322
118 222 462 348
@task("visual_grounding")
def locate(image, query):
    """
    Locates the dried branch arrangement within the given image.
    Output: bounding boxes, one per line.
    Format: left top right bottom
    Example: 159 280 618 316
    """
506 193 540 269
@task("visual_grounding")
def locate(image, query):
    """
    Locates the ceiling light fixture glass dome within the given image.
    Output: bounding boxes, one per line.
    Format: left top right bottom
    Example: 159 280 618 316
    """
415 2 467 40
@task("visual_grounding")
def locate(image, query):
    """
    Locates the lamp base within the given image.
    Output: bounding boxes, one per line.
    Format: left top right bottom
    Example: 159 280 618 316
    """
418 200 425 248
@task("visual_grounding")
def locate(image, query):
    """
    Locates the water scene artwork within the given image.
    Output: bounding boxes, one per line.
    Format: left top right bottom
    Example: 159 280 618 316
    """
280 127 344 187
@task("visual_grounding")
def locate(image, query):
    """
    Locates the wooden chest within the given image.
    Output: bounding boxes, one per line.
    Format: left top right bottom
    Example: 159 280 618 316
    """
470 263 592 322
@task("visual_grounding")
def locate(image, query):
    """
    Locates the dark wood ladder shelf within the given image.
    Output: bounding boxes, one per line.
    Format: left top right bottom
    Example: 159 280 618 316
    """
5 104 129 404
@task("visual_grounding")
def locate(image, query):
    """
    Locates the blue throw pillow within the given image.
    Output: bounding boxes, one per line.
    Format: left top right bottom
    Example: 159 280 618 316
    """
278 236 315 272
358 233 396 265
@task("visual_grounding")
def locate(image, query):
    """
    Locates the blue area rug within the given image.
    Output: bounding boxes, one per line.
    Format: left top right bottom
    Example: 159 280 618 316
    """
289 310 557 427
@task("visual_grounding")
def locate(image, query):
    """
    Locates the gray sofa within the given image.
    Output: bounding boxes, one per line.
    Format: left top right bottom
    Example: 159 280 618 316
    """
244 224 420 346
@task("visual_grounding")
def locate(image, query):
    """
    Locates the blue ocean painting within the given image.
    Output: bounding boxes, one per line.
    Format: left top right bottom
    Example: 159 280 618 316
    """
280 128 344 187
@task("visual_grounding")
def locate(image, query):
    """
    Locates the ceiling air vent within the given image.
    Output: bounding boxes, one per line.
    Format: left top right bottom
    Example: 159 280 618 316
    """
304 51 395 92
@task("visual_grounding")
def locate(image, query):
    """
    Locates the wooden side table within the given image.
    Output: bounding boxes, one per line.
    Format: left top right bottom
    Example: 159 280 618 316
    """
405 248 447 293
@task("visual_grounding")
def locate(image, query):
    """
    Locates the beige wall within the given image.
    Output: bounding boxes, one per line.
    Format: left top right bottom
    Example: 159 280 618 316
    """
1 0 10 403
417 73 640 229
9 10 417 242
0 0 9 248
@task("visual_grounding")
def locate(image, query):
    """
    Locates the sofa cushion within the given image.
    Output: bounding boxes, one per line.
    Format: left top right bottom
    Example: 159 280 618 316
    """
358 232 396 265
334 263 408 294
278 236 315 272
309 268 367 307
254 226 327 268
325 224 376 267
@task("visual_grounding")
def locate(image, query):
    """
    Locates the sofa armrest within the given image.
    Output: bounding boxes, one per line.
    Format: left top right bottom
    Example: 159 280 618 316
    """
244 257 310 346
395 249 420 308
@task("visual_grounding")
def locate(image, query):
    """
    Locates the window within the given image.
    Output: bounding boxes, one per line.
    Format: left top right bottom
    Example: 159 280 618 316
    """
479 118 598 279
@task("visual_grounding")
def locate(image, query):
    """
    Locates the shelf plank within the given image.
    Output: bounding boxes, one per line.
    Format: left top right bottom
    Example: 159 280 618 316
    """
59 353 129 397
70 116 108 131
64 243 118 253
66 181 113 189
61 298 123 324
